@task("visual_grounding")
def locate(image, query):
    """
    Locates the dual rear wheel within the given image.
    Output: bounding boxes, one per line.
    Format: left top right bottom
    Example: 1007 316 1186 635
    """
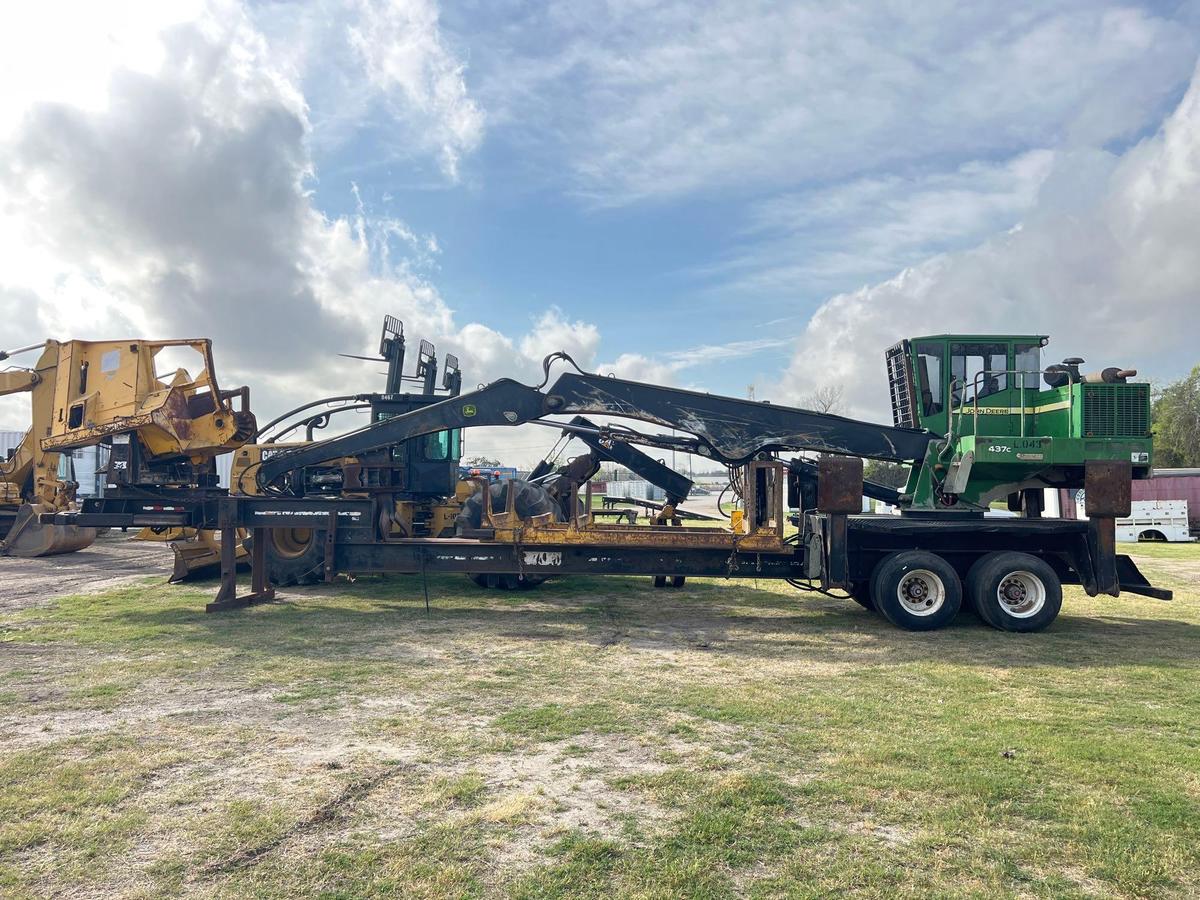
859 550 1061 632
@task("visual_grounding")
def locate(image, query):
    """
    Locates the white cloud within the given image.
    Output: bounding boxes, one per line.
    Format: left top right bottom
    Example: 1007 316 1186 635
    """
598 352 685 386
777 61 1200 422
710 151 1056 296
344 0 484 178
471 2 1197 204
251 0 484 181
594 336 793 386
0 1 584 437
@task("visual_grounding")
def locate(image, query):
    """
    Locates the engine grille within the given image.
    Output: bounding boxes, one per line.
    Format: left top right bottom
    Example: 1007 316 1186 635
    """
1081 383 1150 437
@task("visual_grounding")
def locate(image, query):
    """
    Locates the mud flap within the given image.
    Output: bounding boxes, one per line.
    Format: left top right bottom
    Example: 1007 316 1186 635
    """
0 503 97 557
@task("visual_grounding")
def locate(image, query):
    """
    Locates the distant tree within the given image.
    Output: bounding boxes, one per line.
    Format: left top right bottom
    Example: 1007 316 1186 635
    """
802 384 845 414
864 459 910 489
463 455 504 468
1152 365 1200 467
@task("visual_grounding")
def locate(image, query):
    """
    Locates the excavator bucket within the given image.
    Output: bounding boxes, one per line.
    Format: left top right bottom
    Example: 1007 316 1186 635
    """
170 529 250 582
1 503 97 557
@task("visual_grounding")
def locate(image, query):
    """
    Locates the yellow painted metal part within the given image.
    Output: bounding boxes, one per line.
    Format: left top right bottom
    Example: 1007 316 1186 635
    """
230 441 328 496
170 529 250 582
229 445 264 495
468 461 790 555
4 337 255 557
427 500 460 538
1 502 97 557
1 348 72 510
39 338 254 459
487 520 789 553
136 526 196 542
1 343 97 555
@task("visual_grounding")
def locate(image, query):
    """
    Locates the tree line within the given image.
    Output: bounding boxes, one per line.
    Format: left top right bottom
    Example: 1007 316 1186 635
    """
1152 364 1200 468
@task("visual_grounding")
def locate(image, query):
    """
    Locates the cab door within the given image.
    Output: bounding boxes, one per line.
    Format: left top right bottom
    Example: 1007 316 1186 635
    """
949 341 1014 437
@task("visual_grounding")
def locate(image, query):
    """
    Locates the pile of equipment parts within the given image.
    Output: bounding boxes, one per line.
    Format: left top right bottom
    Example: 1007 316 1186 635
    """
2 317 1169 632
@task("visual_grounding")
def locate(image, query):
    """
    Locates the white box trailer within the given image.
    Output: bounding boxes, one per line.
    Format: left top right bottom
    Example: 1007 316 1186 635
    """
607 479 666 502
1116 500 1194 543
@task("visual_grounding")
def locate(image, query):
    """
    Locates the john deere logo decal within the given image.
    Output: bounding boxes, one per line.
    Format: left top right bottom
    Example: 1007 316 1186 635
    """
463 404 477 417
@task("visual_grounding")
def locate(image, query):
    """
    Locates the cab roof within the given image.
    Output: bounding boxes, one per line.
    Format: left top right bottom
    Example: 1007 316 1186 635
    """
908 334 1049 345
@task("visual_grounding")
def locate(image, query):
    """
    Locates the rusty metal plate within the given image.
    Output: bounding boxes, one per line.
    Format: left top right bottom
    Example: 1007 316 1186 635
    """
817 455 863 514
1085 460 1132 518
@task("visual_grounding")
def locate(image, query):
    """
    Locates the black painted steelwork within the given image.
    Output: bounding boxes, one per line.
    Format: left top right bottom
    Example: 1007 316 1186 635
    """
565 416 693 504
208 493 1170 610
256 363 935 489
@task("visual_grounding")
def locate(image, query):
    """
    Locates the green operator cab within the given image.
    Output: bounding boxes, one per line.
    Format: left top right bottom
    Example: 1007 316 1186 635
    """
886 335 1152 512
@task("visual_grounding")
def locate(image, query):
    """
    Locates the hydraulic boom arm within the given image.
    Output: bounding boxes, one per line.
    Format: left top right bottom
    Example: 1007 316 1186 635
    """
256 359 935 489
565 416 694 504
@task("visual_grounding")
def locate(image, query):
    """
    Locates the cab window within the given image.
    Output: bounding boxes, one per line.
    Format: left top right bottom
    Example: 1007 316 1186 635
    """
950 342 1007 405
1014 342 1041 389
424 429 461 461
914 342 944 416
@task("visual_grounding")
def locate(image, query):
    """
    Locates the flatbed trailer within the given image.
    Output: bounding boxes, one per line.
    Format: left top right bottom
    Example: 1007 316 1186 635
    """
200 458 1169 631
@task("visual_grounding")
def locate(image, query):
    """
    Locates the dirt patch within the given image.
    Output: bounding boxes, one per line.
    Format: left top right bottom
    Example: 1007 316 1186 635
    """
0 532 174 611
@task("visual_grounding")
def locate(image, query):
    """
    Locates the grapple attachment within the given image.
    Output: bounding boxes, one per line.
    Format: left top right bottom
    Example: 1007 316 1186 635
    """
1 503 97 557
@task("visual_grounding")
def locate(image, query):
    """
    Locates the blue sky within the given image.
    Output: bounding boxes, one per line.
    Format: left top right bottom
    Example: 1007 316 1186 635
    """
291 0 1200 400
3 0 1200 457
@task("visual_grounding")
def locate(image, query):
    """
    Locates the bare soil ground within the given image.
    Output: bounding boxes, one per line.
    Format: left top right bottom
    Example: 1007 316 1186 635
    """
0 531 173 611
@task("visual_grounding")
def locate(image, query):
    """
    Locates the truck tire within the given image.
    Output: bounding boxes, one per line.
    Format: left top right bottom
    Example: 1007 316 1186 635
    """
259 527 325 586
870 551 962 631
965 552 1061 632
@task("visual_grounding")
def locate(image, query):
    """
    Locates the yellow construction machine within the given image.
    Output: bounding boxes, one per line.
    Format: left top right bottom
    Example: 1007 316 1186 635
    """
1 342 97 556
1 338 255 563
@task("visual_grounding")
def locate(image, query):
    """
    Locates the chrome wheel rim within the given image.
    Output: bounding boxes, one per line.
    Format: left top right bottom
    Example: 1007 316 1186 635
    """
997 570 1046 618
896 569 946 616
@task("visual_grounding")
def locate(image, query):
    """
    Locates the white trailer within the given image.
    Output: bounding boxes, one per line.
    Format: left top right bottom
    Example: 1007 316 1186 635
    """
1116 500 1194 543
607 479 666 502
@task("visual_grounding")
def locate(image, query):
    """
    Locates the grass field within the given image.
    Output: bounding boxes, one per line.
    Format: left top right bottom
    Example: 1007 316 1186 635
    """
2 543 1198 898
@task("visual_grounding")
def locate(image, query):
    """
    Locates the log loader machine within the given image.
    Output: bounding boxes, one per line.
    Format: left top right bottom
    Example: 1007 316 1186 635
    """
35 323 1169 633
224 318 698 588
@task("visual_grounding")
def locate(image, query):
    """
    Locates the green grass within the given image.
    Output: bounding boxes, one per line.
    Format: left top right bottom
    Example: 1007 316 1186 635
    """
1 545 1198 897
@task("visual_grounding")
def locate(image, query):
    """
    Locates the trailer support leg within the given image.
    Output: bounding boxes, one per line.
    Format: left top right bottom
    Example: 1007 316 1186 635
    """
206 521 275 613
1087 517 1120 596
